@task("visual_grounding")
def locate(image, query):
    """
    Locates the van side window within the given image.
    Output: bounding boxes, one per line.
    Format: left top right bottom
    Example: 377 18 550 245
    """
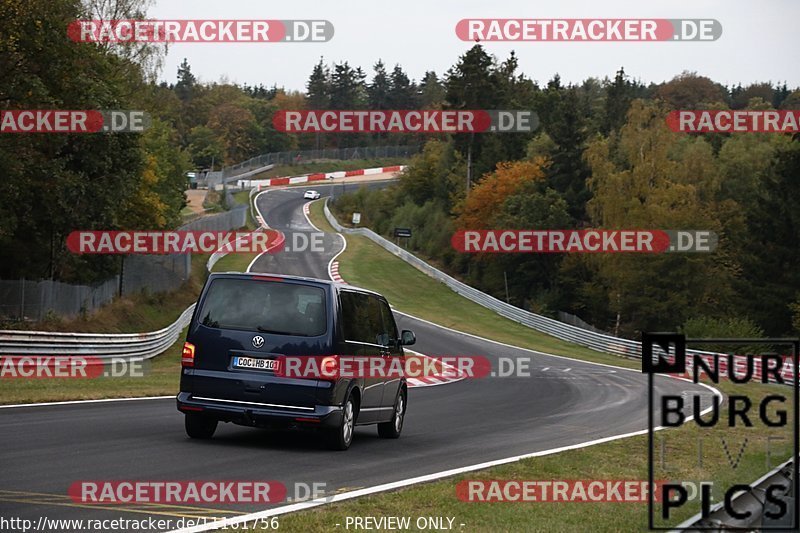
340 290 385 346
378 299 398 345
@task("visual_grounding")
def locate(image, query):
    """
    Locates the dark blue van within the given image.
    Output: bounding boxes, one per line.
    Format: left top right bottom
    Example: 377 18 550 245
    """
176 272 415 450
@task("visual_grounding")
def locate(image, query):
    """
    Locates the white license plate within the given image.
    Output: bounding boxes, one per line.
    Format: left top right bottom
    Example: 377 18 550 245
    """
233 356 278 371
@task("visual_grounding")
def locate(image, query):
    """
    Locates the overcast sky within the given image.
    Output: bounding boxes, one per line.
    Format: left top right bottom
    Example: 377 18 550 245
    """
150 0 798 91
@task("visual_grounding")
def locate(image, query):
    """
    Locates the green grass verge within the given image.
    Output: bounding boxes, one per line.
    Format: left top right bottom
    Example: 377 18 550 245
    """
212 251 257 273
308 198 336 234
294 202 795 532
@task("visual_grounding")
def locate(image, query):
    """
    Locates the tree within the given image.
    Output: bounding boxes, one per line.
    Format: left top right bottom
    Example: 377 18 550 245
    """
306 58 330 109
444 46 528 180
730 82 774 110
399 140 464 209
367 60 391 110
0 0 177 282
583 100 737 335
175 58 197 102
656 71 727 109
419 71 444 108
329 61 365 109
387 65 417 109
455 159 548 230
603 68 634 134
207 103 258 164
545 87 590 222
187 126 224 169
81 0 166 80
735 138 800 334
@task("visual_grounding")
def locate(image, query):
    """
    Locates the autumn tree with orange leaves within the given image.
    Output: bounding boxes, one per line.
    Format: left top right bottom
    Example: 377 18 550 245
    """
455 158 548 230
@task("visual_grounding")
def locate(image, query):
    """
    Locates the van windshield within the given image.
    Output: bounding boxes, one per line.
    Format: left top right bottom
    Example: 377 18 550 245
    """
198 278 326 336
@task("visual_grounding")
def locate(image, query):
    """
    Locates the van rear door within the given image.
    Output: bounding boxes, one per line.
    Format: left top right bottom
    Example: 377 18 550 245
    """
185 276 331 409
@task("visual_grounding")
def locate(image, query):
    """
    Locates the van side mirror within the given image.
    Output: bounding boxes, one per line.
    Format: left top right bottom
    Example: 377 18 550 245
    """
400 330 416 346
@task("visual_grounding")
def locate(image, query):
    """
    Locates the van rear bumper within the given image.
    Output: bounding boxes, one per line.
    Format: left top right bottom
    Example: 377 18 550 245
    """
176 392 343 429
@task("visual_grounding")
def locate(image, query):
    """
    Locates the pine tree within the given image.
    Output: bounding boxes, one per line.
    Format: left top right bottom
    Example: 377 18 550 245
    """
368 60 391 109
306 58 330 109
175 58 197 102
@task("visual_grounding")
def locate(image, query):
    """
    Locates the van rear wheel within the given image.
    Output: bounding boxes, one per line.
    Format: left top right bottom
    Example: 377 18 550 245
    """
185 413 218 439
327 396 355 450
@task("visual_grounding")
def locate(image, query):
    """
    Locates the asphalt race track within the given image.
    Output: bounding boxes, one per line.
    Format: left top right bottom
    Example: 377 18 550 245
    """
0 182 713 531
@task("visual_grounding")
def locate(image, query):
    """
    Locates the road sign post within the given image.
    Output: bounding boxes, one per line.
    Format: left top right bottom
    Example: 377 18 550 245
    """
394 227 412 246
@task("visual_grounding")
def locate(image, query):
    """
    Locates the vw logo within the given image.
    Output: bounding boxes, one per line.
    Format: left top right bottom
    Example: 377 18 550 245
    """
252 335 265 349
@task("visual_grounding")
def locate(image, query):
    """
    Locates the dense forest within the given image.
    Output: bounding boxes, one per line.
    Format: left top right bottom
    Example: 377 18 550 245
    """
326 47 800 338
2 0 799 338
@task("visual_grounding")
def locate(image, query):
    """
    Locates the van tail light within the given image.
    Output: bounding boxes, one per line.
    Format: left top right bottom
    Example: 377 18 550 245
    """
181 342 196 367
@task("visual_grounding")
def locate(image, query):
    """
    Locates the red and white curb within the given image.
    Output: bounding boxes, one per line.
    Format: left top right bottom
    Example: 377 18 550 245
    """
248 165 406 190
405 349 467 388
330 260 345 283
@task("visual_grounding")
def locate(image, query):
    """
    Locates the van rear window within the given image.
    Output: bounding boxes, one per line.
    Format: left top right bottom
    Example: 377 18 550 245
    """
198 278 326 336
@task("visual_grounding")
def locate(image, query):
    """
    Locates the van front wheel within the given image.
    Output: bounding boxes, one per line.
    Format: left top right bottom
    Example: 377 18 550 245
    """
185 413 218 439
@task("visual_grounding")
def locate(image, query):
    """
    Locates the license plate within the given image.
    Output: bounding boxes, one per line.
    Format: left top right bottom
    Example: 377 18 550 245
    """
233 356 278 371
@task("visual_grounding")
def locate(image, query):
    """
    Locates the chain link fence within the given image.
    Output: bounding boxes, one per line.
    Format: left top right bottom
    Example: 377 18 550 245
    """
221 144 420 179
0 199 249 323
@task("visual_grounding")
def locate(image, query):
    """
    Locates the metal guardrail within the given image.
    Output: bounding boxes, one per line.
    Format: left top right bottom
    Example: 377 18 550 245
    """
676 457 796 531
0 304 195 359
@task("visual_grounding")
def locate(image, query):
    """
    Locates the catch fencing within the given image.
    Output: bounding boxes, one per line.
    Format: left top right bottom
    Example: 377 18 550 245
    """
0 202 248 323
222 144 419 178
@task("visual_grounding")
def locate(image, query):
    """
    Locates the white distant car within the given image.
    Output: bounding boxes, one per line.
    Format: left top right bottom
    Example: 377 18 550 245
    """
303 190 321 200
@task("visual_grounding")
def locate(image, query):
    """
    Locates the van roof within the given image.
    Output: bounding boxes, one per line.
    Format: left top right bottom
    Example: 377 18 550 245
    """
209 271 382 297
